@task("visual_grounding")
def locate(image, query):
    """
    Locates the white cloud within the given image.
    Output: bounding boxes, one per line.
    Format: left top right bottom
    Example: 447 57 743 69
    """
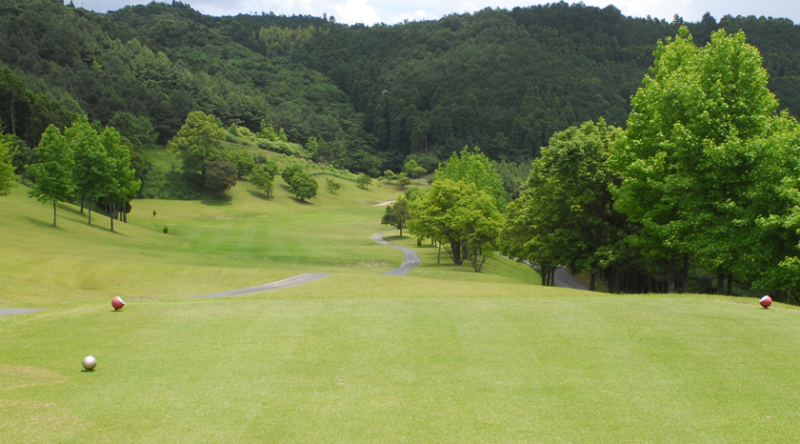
334 0 382 24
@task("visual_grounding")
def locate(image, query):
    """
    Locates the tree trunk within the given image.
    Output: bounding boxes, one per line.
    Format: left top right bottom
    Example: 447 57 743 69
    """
589 271 596 291
683 254 689 293
80 196 84 213
10 95 15 135
53 200 57 227
88 200 92 226
437 242 441 264
110 204 115 232
717 270 724 294
399 226 402 236
726 273 733 296
667 260 677 294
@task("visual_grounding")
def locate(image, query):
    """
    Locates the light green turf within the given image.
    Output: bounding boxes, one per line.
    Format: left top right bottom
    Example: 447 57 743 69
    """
3 174 800 443
2 294 800 443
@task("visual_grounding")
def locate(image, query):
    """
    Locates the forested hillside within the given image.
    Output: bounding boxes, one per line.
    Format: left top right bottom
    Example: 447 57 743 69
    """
2 0 800 172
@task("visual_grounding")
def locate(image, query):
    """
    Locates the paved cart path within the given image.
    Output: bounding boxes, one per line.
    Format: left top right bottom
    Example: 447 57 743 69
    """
0 308 46 316
371 233 421 276
185 273 333 299
553 267 589 290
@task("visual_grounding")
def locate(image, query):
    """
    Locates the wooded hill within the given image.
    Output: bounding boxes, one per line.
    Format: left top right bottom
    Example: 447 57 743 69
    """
2 0 800 172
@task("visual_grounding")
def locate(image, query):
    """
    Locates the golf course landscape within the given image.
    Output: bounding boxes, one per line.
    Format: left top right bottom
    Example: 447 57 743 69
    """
2 169 800 443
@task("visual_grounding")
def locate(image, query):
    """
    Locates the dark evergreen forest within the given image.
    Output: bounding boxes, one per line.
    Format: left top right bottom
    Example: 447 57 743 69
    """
2 0 800 172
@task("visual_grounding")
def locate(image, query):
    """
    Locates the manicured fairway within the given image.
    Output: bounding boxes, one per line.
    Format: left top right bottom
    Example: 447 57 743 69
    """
2 175 800 442
2 294 800 443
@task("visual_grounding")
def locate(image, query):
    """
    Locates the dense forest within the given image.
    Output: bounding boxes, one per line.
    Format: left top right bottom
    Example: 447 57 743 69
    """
2 0 800 175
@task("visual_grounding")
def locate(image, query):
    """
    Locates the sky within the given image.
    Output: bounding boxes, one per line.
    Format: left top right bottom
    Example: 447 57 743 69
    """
79 0 800 26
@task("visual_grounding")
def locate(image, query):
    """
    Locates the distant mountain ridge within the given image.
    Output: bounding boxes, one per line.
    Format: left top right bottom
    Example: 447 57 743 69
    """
1 0 799 170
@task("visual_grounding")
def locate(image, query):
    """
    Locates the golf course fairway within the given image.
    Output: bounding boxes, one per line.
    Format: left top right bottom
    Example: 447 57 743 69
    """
2 177 800 443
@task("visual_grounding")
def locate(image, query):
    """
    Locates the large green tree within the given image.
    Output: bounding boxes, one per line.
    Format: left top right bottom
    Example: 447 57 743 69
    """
101 127 141 231
381 197 410 236
609 27 779 293
289 173 318 201
250 163 274 197
167 111 225 183
501 120 624 289
436 147 507 212
26 125 74 226
409 178 503 269
68 118 112 226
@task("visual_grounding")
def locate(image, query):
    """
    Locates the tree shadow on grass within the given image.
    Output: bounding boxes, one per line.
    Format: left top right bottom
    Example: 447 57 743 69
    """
200 194 233 206
23 216 62 230
290 197 313 205
247 190 273 201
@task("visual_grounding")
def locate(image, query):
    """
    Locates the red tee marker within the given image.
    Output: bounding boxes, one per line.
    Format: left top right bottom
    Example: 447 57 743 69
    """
760 295 772 309
112 296 125 311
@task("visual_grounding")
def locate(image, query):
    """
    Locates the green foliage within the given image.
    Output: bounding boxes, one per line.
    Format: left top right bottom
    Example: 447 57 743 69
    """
256 139 307 158
203 158 237 195
493 160 531 201
609 27 779 290
289 173 318 201
108 112 157 151
404 159 427 183
325 177 341 194
281 164 303 185
397 172 411 188
227 151 256 177
259 24 315 58
381 196 410 236
404 187 425 202
167 111 225 182
25 125 74 226
258 122 278 141
501 120 623 284
409 178 504 269
68 117 114 224
356 173 373 189
101 126 141 230
383 170 396 181
163 225 169 234
0 137 17 196
436 147 507 212
249 163 274 197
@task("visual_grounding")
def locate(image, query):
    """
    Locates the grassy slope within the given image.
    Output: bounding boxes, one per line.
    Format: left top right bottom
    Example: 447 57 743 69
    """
3 176 800 442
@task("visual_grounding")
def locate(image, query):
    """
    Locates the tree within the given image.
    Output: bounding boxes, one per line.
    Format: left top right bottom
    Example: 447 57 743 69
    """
404 159 427 184
0 137 16 196
101 127 141 231
228 150 255 177
281 164 303 186
68 118 112 226
325 177 341 194
500 120 624 289
356 173 373 189
381 196 410 236
397 172 411 189
250 163 274 197
383 169 396 181
108 112 157 150
204 158 237 195
26 125 73 226
609 27 779 293
409 178 504 269
436 146 507 212
167 111 224 183
289 173 318 201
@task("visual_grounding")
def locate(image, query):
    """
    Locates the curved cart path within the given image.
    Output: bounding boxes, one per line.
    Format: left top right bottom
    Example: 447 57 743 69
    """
0 308 45 316
553 267 589 290
371 233 421 276
186 273 333 299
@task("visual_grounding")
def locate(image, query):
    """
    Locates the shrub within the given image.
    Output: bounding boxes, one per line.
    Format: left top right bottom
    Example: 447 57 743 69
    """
163 225 169 234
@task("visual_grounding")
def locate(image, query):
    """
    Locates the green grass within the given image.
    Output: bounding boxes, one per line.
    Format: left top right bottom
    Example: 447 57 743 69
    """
3 177 800 442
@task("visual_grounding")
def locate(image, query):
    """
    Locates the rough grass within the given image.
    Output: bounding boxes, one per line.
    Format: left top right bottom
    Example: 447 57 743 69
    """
3 177 800 443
